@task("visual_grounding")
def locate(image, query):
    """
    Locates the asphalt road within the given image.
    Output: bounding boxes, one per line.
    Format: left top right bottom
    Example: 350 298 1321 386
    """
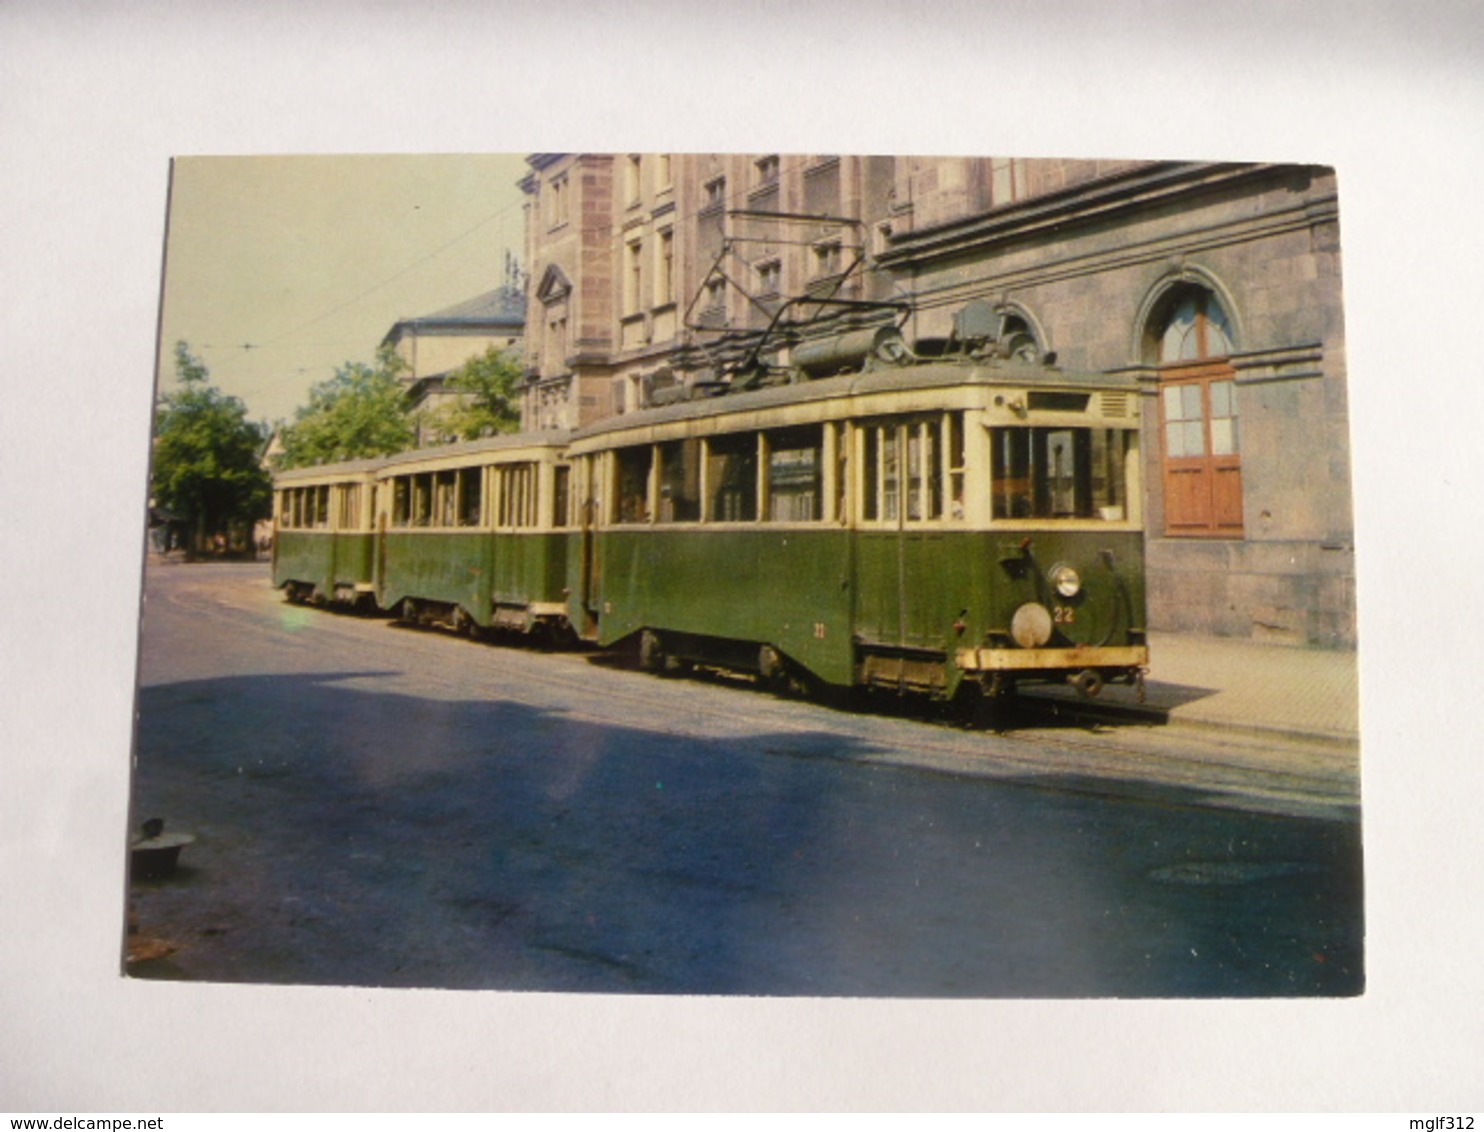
126 561 1364 997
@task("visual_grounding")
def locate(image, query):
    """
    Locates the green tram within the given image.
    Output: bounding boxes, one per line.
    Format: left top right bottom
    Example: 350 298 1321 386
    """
564 349 1148 706
272 458 380 608
370 432 573 638
272 433 574 638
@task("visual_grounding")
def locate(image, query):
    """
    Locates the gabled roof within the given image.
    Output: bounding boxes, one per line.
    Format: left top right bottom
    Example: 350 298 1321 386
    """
382 284 525 345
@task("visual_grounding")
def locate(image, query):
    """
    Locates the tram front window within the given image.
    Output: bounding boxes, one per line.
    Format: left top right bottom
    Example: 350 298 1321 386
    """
991 427 1132 521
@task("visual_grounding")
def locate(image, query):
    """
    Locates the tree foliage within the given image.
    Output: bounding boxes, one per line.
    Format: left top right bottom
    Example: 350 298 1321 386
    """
152 341 272 552
423 345 524 443
278 344 416 468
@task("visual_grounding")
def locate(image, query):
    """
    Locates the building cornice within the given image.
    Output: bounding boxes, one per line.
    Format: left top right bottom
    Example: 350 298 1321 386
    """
877 162 1322 270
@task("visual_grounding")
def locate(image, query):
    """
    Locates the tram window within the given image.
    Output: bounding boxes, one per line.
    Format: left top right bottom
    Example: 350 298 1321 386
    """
412 474 433 527
905 421 941 521
991 427 1131 520
580 455 601 526
882 431 900 521
315 486 330 528
337 485 361 530
458 467 482 526
766 425 822 522
497 463 538 528
392 478 411 527
707 433 758 522
948 413 966 520
520 465 537 527
906 429 923 520
833 422 849 522
614 446 652 524
435 471 457 527
1090 428 1131 519
657 439 701 523
552 465 570 528
863 417 959 524
862 422 901 521
1044 430 1079 516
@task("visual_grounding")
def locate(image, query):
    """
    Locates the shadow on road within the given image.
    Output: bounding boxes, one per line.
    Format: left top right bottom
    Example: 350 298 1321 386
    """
126 670 1364 999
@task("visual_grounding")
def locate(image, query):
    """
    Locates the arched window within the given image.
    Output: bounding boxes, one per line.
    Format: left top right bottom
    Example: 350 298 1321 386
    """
1159 291 1234 361
1154 286 1243 537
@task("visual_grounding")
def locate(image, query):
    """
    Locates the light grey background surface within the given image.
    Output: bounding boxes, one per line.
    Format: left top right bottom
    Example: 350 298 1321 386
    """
3 0 1481 1112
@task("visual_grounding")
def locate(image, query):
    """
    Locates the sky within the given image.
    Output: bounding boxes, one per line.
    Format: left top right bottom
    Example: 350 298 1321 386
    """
158 153 529 423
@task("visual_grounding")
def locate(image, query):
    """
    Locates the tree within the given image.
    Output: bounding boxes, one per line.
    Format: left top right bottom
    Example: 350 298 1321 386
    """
423 345 524 443
278 344 416 468
152 341 272 553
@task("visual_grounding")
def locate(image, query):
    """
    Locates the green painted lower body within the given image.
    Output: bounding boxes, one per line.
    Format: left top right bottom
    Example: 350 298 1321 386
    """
583 526 1146 698
377 531 568 629
273 531 374 603
589 527 856 685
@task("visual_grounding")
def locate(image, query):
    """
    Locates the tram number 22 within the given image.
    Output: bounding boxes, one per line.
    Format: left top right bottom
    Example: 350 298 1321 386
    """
1053 606 1076 625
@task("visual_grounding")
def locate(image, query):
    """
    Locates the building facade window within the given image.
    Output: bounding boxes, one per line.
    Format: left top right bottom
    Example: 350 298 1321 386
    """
656 229 674 306
657 154 672 190
625 154 642 206
704 275 726 314
756 258 781 296
811 240 842 278
754 154 780 187
1155 288 1242 537
624 239 644 315
549 174 569 228
703 176 727 212
546 315 568 373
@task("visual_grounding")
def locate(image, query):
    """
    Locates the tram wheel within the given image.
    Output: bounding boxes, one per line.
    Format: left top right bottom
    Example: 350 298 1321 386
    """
758 645 784 685
957 677 1013 732
639 630 666 673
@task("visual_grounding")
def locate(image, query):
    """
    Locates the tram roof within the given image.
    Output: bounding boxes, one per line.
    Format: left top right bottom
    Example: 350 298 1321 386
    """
569 357 1139 444
272 430 570 483
374 429 569 471
272 456 384 484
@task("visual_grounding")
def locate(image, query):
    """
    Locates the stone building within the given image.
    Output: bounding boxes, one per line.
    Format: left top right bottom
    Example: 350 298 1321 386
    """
381 261 525 432
517 154 1352 647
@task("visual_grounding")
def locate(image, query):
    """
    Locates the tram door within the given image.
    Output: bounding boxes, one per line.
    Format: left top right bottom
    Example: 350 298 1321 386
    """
373 486 388 604
856 417 954 657
575 455 602 642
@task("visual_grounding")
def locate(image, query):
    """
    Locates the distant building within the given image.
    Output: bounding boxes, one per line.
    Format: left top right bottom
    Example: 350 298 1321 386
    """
518 154 1352 647
382 260 525 440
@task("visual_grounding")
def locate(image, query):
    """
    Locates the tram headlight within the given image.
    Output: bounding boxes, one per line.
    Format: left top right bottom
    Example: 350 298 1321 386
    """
1050 563 1081 598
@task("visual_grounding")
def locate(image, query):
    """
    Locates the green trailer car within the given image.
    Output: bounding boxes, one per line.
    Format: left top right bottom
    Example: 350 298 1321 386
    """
370 432 573 640
272 459 380 609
